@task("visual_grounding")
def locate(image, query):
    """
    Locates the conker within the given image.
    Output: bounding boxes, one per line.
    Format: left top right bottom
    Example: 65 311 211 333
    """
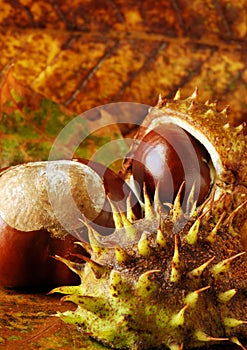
0 159 141 288
0 218 81 288
131 123 211 206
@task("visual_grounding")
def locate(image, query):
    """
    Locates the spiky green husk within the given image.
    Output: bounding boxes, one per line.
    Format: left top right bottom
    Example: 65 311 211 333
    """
52 189 247 350
51 92 247 350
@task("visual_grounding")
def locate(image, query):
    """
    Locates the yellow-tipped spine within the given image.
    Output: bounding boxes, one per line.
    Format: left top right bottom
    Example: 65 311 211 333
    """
184 286 210 307
120 211 136 239
126 193 137 222
143 182 155 220
207 212 226 243
194 330 228 342
115 247 130 264
170 235 180 282
138 232 152 257
188 256 215 279
218 289 237 303
172 182 184 223
156 228 166 248
136 270 160 297
211 252 245 278
185 216 201 245
169 304 189 328
223 317 247 328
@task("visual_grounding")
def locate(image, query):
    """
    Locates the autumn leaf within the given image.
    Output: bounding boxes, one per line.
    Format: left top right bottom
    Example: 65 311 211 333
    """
0 1 247 124
0 286 108 350
0 66 127 169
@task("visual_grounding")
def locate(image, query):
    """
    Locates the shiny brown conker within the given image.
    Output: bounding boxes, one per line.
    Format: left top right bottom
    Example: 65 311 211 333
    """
131 123 211 207
0 159 141 288
0 217 81 288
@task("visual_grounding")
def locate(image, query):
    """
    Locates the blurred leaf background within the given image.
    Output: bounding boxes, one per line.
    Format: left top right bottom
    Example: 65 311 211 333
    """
0 0 247 349
1 0 247 119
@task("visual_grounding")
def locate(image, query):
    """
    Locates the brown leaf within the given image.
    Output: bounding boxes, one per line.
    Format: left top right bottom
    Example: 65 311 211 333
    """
1 1 247 124
0 286 106 349
0 66 126 169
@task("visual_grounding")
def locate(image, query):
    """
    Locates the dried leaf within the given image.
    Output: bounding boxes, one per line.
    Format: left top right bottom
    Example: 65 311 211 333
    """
0 66 126 169
0 286 107 349
0 1 247 123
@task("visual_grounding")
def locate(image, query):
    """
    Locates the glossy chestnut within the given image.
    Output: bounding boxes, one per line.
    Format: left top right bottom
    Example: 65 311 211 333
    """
0 159 141 288
131 123 211 206
0 217 81 288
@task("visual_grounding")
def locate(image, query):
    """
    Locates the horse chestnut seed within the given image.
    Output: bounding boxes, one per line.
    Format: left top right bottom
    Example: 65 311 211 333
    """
0 220 81 288
131 123 211 206
0 159 141 288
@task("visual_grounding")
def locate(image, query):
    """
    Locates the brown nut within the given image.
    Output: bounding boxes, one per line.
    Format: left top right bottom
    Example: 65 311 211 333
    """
131 123 211 206
0 159 141 287
0 217 81 288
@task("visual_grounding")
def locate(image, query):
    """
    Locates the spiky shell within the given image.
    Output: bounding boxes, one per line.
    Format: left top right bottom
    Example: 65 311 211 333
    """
122 89 247 248
123 89 246 185
52 91 247 350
